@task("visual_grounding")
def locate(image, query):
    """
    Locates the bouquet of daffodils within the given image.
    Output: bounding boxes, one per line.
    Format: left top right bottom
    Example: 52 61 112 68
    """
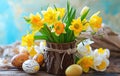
21 1 110 74
22 2 102 50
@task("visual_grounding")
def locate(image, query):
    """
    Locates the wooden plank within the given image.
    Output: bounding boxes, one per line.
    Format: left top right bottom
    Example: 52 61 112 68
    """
0 71 120 76
0 71 55 76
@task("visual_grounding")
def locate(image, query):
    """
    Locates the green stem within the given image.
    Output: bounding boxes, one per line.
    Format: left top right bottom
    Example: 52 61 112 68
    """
59 34 64 43
34 35 49 41
45 25 59 43
40 27 53 42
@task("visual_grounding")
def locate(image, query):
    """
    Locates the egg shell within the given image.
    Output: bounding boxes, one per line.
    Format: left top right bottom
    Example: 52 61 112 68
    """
33 53 44 65
20 50 29 56
65 64 83 76
22 59 40 74
11 53 29 68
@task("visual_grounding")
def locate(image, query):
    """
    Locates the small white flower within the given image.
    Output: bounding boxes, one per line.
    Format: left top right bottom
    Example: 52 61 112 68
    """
93 48 110 71
93 56 103 66
93 58 109 71
77 39 94 56
94 48 110 59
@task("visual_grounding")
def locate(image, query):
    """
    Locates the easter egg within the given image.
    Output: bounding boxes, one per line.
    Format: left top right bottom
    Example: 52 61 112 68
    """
11 53 29 68
33 53 44 65
65 64 83 76
20 49 29 56
22 59 40 74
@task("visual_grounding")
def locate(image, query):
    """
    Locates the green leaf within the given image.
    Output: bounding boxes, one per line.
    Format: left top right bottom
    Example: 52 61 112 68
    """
59 34 64 43
67 0 70 13
62 12 67 22
54 5 57 11
71 9 76 20
63 1 77 42
39 25 54 42
75 56 80 64
51 33 59 43
66 8 76 42
58 16 61 21
34 35 48 41
43 24 59 43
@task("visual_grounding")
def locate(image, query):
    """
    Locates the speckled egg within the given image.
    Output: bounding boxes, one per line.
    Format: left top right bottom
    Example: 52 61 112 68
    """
22 59 40 74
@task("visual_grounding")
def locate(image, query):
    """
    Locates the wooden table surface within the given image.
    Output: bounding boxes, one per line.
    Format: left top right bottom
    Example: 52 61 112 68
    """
0 70 120 76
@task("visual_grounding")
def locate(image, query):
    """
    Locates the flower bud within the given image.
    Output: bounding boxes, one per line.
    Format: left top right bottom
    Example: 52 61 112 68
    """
80 6 89 16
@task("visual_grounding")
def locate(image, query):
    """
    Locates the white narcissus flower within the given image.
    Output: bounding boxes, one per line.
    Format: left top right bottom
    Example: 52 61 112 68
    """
93 57 109 71
94 48 110 59
93 56 103 66
93 48 110 71
77 39 94 56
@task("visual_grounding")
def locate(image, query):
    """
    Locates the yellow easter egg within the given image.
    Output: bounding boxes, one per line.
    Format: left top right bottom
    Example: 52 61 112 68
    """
65 64 83 76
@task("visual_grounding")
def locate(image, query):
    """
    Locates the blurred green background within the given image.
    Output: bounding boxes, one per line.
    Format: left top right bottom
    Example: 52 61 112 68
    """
0 0 120 45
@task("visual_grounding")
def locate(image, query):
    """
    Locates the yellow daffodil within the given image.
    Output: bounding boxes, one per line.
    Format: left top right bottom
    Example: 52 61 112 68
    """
82 19 89 31
29 47 37 57
69 18 83 37
89 11 102 32
94 48 110 58
56 8 65 19
52 21 66 36
77 56 94 72
42 7 59 25
30 13 43 32
93 57 109 71
83 23 89 31
21 33 34 49
77 39 94 56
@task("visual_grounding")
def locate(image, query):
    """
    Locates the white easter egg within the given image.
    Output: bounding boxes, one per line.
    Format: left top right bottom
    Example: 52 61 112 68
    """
22 59 40 74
